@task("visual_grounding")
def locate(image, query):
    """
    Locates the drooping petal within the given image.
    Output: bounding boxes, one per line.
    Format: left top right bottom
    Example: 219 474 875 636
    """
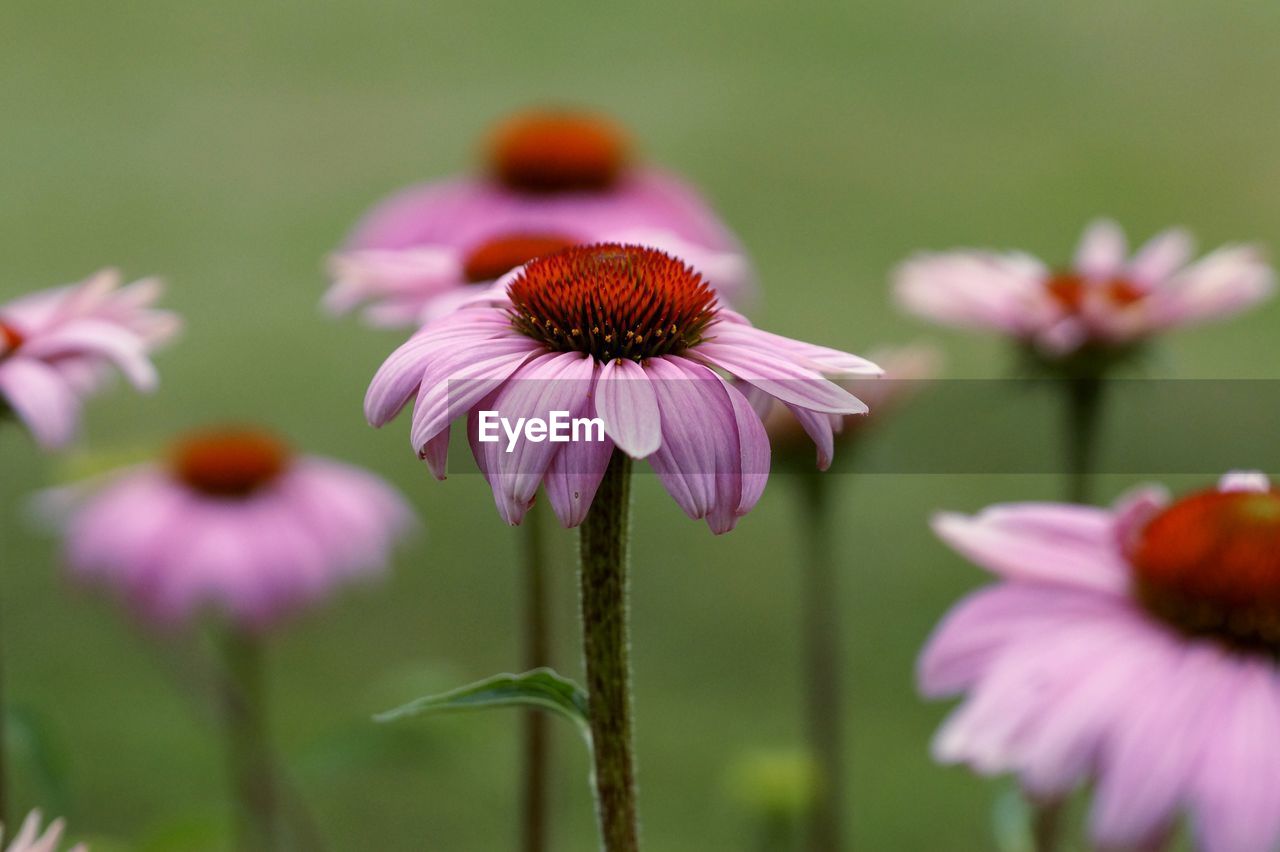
0 359 80 449
594 357 662 457
931 504 1129 594
467 351 597 526
1190 660 1280 852
19 318 158 391
692 341 868 415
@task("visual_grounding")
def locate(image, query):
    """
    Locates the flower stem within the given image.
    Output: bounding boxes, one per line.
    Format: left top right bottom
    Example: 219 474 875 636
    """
797 471 845 852
520 501 552 852
579 451 639 852
221 630 278 852
1063 376 1105 504
1031 799 1064 852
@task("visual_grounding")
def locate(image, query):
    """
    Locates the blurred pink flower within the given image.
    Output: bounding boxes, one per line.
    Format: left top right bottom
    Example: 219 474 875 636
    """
326 109 753 326
895 220 1273 358
366 243 877 533
0 269 179 449
2 810 85 852
764 342 941 467
919 472 1280 852
56 427 413 631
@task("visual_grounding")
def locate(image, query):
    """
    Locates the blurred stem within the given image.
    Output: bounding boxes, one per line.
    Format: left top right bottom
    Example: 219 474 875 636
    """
1031 800 1064 852
520 501 551 852
579 452 639 852
0 426 11 829
1062 376 1104 505
797 471 844 852
221 631 278 852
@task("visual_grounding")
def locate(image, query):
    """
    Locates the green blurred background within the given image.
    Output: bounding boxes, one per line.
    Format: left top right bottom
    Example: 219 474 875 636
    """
2 1 1279 848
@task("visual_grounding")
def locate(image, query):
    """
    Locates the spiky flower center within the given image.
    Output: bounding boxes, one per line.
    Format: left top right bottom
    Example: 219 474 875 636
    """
1046 273 1147 315
507 243 718 362
171 427 291 498
1129 488 1280 653
463 233 577 283
0 321 23 359
487 110 629 194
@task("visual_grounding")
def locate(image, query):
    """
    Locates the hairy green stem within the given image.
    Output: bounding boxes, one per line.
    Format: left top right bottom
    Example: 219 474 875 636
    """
221 631 278 852
579 452 639 852
520 502 552 852
798 471 844 852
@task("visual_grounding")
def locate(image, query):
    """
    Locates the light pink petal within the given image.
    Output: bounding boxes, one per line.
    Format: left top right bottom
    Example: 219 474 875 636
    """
1191 660 1280 852
1151 244 1274 328
645 357 765 533
468 352 596 526
1074 219 1128 281
544 432 615 529
0 359 80 449
1090 643 1234 848
704 321 882 377
594 358 662 458
692 341 868 415
780 403 840 470
407 335 544 452
1127 228 1194 285
917 583 1122 698
932 503 1129 594
19 318 158 390
324 247 461 316
420 424 451 479
893 250 1051 333
931 608 1140 784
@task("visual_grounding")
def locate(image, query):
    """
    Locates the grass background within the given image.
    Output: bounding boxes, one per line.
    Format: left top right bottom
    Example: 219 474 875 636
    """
2 1 1279 848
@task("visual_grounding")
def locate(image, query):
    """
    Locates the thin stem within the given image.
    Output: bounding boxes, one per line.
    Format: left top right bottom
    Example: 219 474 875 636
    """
797 472 844 852
1062 376 1105 505
579 452 638 852
221 631 278 852
520 501 552 852
0 592 8 831
1031 799 1064 852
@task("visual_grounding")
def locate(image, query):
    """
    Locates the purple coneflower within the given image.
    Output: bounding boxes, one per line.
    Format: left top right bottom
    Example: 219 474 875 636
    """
365 242 878 533
60 426 412 630
326 109 753 326
365 242 874 852
920 472 1280 852
2 811 85 852
895 220 1273 359
52 426 411 850
0 269 179 449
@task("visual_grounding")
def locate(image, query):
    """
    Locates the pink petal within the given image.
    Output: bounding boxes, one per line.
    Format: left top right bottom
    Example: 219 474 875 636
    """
692 341 868 415
595 358 662 458
1074 219 1128 281
0 359 79 449
932 503 1129 594
1127 228 1194 285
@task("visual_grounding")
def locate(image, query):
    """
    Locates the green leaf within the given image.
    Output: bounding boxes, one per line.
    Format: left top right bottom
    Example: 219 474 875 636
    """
374 668 590 741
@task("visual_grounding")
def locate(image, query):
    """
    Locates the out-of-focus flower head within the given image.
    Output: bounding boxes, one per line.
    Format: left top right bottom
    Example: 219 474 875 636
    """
895 220 1272 373
51 425 414 632
0 269 180 449
325 108 754 327
919 471 1280 852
